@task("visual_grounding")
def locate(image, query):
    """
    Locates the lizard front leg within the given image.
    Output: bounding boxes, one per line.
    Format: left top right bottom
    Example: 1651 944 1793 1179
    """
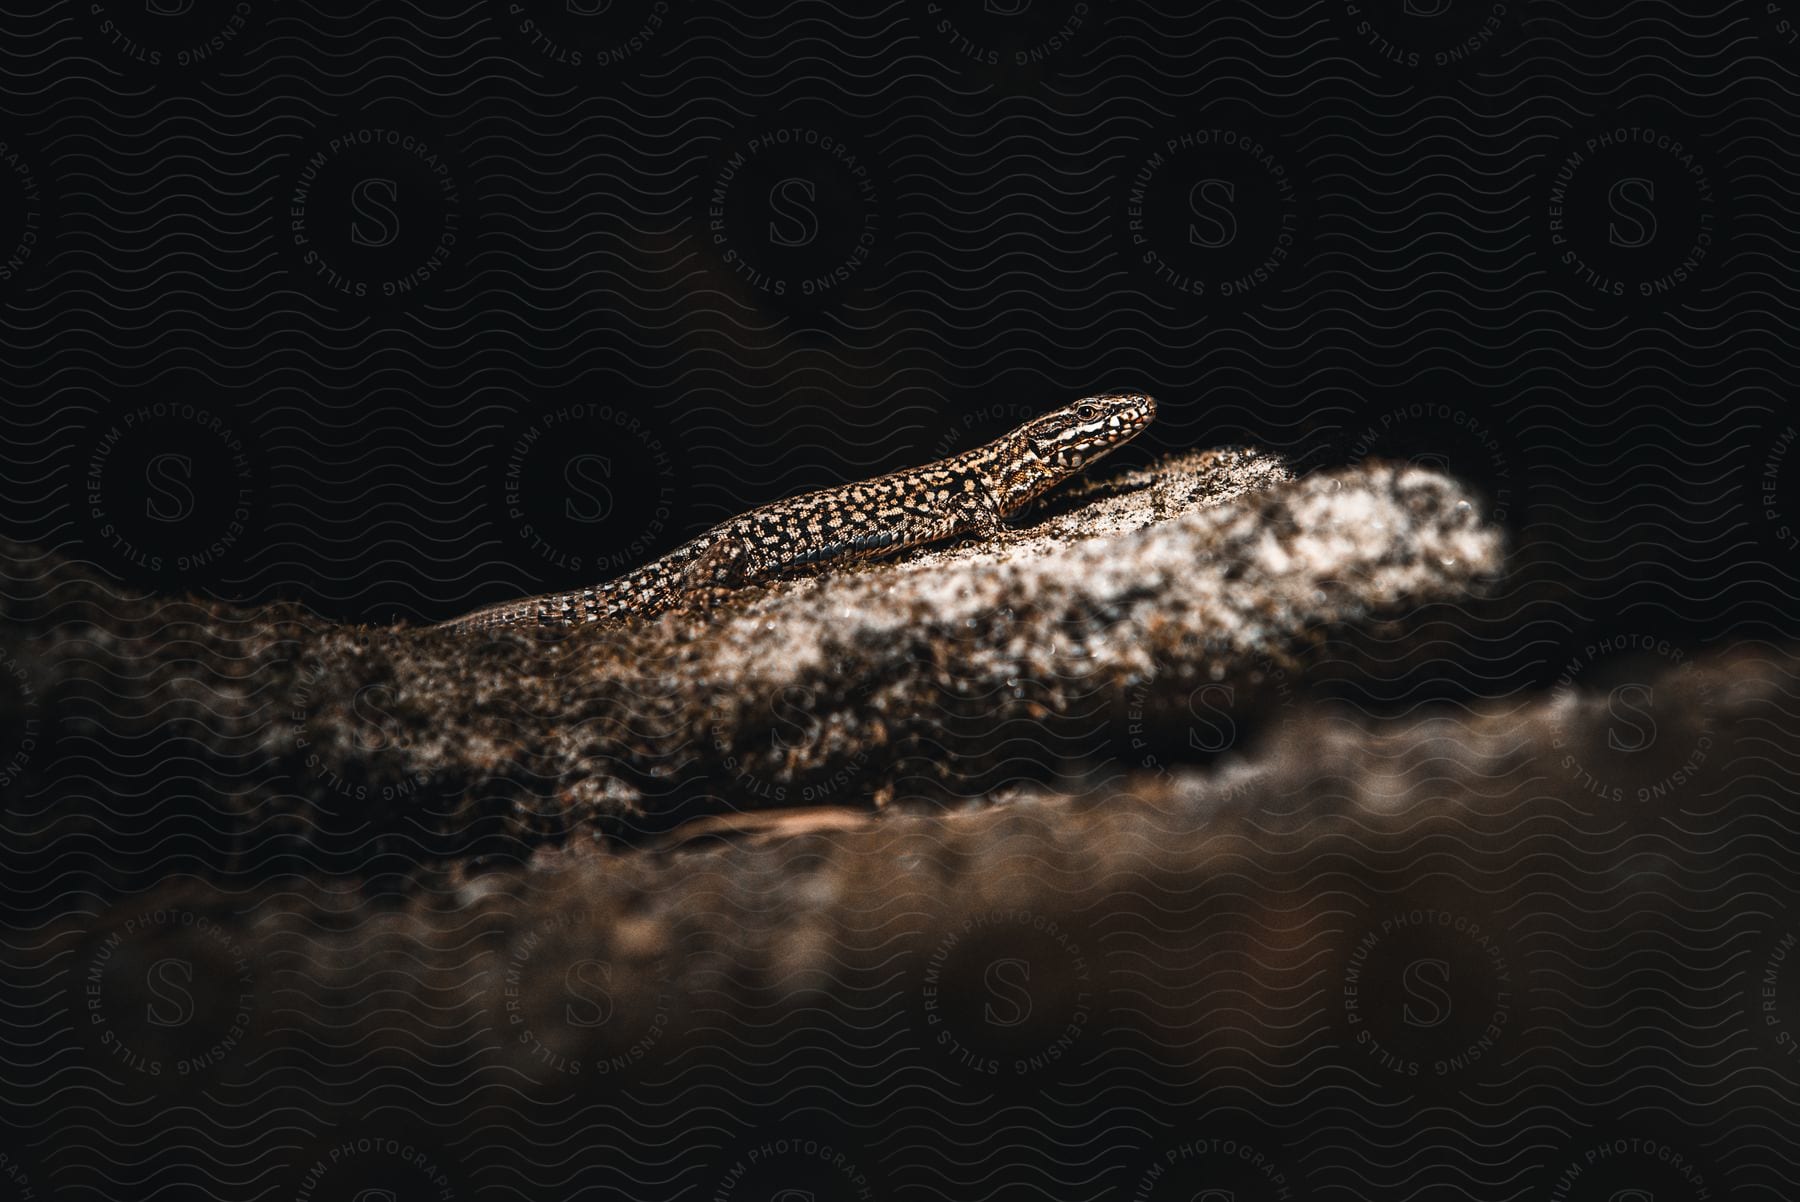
672 532 756 614
958 484 1020 549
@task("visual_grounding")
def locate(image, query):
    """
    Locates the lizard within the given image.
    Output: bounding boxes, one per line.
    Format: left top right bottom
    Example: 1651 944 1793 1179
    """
429 391 1157 633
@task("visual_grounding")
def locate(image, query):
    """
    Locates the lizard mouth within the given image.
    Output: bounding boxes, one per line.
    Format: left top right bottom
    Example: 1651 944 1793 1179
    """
1085 393 1157 447
1027 392 1158 469
1112 393 1157 427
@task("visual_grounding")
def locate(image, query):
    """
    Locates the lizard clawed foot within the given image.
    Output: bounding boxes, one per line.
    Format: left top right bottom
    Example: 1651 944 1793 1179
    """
669 534 754 618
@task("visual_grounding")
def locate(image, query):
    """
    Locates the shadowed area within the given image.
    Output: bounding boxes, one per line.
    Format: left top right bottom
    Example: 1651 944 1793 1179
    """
5 449 1795 1196
4 646 1792 1195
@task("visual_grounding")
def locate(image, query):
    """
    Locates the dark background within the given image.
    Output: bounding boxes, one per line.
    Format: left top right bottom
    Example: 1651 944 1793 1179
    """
5 1 1795 656
5 2 1800 1199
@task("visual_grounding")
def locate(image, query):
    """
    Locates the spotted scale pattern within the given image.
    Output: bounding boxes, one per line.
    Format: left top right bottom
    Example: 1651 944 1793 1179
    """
431 392 1157 632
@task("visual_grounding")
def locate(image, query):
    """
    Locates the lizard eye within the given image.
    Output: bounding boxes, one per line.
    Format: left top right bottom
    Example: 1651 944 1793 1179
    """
1076 403 1098 421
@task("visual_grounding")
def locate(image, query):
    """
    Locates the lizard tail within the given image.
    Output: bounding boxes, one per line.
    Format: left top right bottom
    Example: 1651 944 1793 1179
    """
422 539 714 634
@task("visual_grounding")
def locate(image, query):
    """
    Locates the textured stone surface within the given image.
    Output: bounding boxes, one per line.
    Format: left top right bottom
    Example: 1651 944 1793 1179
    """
9 456 1796 1189
1 447 1505 897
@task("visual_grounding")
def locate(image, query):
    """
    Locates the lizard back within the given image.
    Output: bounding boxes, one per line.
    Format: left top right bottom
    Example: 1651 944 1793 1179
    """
429 392 1156 632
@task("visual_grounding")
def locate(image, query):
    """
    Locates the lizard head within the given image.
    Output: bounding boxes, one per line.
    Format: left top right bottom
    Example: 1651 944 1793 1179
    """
1022 392 1157 473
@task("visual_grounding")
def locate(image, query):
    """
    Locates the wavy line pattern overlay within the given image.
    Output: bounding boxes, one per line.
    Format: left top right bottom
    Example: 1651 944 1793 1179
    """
4 1 1800 1197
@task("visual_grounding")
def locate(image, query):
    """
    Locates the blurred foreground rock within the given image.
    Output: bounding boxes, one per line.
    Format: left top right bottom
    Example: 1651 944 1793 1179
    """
7 646 1797 1197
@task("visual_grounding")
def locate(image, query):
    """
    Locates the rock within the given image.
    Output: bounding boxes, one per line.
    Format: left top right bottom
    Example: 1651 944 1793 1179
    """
8 645 1789 1165
1 449 1502 894
9 452 1790 1192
